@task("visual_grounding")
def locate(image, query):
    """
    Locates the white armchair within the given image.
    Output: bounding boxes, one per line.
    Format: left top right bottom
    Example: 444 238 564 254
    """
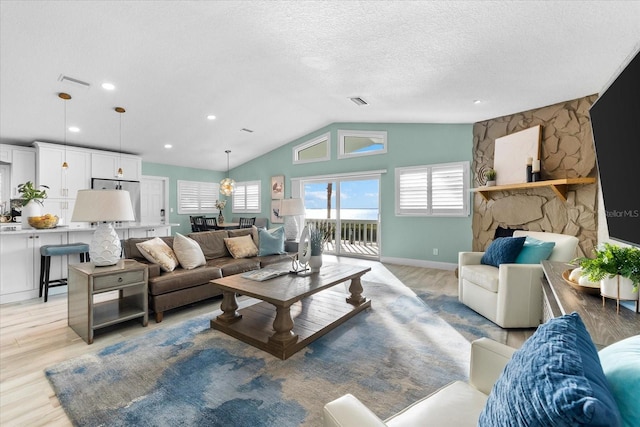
458 231 579 328
323 338 516 427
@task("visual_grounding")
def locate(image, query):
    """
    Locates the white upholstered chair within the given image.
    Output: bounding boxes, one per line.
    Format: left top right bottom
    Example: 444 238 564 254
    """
458 230 579 328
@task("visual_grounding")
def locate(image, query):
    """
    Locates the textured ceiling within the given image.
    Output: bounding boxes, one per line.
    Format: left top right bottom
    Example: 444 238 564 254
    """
1 1 639 171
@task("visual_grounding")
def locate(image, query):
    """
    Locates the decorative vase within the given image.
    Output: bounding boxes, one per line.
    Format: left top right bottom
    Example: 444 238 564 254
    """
601 275 639 313
309 255 323 273
21 200 42 229
218 211 224 224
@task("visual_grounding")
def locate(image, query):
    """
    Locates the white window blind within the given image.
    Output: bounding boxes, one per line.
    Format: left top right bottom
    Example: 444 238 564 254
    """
177 180 219 214
232 181 261 213
395 161 469 217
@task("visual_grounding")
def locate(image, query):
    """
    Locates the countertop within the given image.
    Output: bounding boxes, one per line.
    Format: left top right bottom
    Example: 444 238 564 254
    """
0 222 178 235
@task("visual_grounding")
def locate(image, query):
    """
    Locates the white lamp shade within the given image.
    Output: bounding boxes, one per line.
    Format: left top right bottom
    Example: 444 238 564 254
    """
72 190 135 223
279 198 305 216
71 190 135 266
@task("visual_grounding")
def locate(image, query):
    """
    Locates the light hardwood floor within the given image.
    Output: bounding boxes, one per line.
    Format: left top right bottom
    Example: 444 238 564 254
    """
0 258 531 426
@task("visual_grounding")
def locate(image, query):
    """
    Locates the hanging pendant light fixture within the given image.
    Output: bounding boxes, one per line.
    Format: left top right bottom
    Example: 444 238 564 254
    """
115 107 125 178
219 150 235 196
58 92 71 170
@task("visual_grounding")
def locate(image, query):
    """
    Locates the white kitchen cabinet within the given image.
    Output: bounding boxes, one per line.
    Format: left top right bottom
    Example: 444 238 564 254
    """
91 152 142 181
35 142 91 199
0 231 67 303
9 146 36 198
0 145 11 163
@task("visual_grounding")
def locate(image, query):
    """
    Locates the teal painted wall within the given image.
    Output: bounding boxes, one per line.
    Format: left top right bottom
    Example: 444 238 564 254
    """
231 123 474 263
141 162 224 236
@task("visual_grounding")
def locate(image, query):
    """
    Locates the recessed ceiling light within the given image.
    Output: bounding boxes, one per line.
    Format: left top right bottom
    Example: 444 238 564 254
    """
164 144 173 149
473 99 482 105
101 82 116 91
207 115 216 120
68 126 80 133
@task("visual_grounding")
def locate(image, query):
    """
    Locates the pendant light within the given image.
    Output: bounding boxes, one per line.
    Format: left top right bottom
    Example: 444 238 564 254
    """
219 150 235 196
115 107 125 178
59 92 71 170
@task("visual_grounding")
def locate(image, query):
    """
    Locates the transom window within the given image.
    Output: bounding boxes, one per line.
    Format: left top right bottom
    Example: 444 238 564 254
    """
232 181 261 213
395 161 470 217
338 130 387 159
177 180 219 214
293 132 330 164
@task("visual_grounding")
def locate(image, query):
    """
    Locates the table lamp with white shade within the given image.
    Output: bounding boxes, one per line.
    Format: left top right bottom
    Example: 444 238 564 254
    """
71 189 135 266
279 198 305 241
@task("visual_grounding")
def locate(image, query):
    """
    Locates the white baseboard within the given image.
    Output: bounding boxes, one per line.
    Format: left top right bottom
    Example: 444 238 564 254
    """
380 256 457 271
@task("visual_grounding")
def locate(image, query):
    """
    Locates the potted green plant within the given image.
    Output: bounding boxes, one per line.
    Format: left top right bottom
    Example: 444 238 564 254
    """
17 181 49 206
576 243 640 311
17 181 49 228
308 228 325 272
484 169 497 187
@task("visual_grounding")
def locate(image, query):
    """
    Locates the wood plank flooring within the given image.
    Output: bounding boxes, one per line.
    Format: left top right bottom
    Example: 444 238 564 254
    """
0 257 531 426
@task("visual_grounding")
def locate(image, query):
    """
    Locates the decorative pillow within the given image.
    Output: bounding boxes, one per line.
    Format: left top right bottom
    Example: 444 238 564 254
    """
224 234 258 259
480 236 526 267
598 335 640 427
515 236 556 264
479 312 622 427
135 237 179 272
258 227 286 256
172 233 206 270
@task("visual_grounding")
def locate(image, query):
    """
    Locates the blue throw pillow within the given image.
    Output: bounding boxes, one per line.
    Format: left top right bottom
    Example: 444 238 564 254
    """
515 236 556 264
480 237 526 267
257 227 286 256
598 335 640 427
479 312 622 427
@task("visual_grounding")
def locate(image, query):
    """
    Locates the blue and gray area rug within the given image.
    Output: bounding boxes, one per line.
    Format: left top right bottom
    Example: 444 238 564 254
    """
46 278 505 426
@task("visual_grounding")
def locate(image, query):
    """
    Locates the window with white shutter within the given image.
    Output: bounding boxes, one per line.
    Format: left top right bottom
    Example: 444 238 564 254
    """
232 180 261 213
177 180 219 214
395 161 469 217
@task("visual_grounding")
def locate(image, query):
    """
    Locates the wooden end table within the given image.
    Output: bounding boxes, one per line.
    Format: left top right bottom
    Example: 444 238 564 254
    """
68 259 148 344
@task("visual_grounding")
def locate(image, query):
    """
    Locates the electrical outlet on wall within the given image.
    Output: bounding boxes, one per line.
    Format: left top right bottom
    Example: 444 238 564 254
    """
433 248 439 256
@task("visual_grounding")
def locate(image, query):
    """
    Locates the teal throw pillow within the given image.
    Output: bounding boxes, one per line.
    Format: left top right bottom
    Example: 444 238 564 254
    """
598 335 640 427
479 312 622 427
480 237 526 267
515 236 556 264
258 227 286 256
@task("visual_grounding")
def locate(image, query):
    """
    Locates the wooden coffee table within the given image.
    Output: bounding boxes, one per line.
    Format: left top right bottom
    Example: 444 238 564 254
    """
210 262 371 359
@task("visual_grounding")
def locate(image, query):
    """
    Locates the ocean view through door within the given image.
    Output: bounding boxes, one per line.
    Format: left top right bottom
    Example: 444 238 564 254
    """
302 175 380 259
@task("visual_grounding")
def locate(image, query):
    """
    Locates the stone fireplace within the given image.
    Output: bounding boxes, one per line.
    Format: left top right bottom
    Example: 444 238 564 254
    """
472 95 598 257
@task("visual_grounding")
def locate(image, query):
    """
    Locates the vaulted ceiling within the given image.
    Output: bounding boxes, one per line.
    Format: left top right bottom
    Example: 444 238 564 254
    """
1 1 639 171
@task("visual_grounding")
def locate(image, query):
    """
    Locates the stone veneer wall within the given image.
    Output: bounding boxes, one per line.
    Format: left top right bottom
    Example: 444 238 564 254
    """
472 95 598 257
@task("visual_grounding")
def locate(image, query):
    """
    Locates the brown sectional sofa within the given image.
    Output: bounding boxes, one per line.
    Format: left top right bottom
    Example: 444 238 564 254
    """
121 227 291 322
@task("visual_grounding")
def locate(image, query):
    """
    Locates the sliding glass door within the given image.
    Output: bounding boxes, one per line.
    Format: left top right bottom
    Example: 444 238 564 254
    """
301 174 380 259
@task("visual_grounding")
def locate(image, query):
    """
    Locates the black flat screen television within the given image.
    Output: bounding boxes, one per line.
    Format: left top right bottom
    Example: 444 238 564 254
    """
589 49 640 247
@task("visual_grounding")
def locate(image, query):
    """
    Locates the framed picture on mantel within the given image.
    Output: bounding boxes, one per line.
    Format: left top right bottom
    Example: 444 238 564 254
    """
493 125 541 185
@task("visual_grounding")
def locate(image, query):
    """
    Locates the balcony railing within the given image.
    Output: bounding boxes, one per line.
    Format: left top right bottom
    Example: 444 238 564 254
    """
304 218 379 258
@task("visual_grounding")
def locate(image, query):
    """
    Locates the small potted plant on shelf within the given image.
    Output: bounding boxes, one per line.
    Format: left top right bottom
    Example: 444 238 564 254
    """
576 243 640 312
484 169 497 187
17 181 49 227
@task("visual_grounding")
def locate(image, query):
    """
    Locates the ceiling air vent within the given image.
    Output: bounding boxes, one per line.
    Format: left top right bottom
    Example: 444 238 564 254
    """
58 74 91 90
349 97 368 106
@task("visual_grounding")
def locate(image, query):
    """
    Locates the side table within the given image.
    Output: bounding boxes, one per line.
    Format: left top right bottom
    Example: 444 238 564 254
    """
68 259 149 344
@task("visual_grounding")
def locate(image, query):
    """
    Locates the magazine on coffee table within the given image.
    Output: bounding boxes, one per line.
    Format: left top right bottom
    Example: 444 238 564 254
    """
241 268 291 282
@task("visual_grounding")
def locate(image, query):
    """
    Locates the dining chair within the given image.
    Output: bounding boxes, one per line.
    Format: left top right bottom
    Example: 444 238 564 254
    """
238 217 256 228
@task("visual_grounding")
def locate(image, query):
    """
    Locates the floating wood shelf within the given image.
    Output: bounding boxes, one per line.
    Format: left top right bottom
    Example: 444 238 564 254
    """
473 177 597 202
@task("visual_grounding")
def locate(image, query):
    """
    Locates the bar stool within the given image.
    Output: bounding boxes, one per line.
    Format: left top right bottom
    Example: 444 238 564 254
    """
39 243 90 302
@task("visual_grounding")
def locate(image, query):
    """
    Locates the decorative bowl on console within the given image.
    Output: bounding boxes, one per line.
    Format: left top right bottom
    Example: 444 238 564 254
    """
28 214 59 229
